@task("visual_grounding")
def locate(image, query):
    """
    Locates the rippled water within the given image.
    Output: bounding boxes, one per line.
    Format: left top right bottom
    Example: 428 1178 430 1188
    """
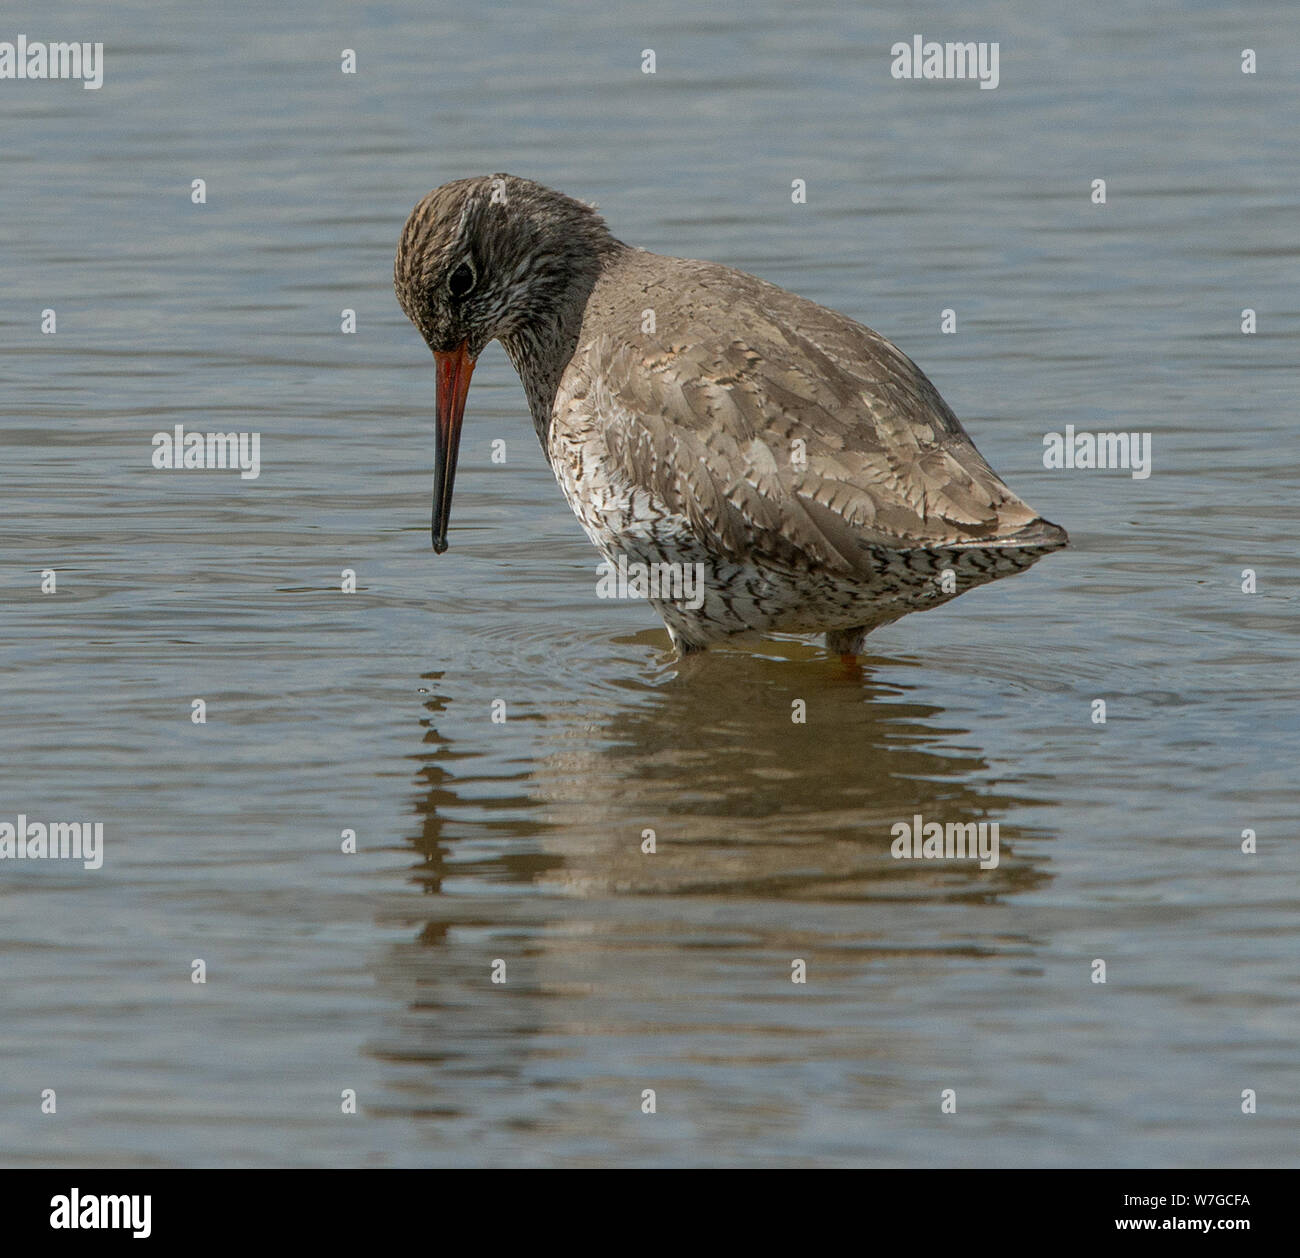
2 0 1298 1166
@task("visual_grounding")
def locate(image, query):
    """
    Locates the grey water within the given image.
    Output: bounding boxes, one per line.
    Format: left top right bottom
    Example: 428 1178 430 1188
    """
1 0 1297 1166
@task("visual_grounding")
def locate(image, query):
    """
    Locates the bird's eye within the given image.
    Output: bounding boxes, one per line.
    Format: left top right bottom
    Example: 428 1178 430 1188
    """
448 262 475 299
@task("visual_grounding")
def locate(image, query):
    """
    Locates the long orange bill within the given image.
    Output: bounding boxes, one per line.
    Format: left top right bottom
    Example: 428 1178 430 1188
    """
431 341 476 552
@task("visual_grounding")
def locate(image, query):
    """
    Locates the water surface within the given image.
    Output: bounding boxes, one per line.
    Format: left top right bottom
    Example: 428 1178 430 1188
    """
1 0 1297 1166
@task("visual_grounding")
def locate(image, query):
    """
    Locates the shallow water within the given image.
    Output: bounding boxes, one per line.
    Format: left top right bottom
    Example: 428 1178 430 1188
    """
2 0 1298 1166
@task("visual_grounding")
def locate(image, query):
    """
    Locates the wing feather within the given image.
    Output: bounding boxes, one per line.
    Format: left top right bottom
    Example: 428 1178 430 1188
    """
568 255 1047 577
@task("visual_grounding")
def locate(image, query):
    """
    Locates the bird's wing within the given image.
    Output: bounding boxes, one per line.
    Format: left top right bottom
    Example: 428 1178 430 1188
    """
564 257 1046 578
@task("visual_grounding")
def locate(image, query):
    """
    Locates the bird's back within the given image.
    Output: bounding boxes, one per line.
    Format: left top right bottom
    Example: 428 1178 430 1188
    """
556 247 1066 584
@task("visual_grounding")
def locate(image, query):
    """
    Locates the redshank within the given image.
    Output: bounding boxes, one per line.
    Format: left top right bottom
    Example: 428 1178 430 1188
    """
394 174 1067 655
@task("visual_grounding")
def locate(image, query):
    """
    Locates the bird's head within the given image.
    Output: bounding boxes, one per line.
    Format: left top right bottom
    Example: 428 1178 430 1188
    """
394 173 615 552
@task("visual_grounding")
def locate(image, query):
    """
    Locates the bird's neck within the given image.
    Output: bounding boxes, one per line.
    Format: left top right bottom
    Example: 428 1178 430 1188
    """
500 239 625 457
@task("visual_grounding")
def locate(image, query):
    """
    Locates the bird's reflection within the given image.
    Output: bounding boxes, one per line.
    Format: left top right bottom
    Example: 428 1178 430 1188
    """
541 639 1048 902
406 642 1050 908
366 647 1055 1137
406 677 566 932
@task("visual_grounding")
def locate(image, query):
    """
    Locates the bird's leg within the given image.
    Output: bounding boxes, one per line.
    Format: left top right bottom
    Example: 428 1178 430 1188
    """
826 625 872 656
666 623 708 658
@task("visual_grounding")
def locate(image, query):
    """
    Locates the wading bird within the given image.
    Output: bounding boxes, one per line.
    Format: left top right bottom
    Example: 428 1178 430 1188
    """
395 174 1066 655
